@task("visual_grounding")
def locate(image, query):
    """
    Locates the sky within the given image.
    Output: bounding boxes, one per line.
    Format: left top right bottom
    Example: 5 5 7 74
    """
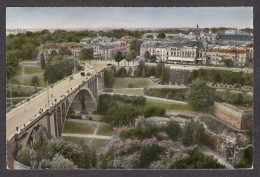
6 7 253 29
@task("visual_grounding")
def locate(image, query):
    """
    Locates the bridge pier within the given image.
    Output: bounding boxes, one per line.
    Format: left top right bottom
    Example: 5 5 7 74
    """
8 69 103 153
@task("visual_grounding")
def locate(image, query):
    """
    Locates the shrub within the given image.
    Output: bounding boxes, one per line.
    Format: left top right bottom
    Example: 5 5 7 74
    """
120 124 159 140
182 120 205 146
144 106 165 118
135 144 165 168
171 148 225 169
164 121 181 141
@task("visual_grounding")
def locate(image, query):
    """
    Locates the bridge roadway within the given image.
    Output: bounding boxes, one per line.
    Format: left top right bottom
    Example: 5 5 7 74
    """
6 64 106 141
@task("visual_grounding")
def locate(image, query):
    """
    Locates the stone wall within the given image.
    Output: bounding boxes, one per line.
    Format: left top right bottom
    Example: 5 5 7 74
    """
169 69 191 85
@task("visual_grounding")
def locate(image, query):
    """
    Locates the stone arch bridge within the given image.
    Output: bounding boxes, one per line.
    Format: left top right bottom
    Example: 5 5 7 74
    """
6 66 105 153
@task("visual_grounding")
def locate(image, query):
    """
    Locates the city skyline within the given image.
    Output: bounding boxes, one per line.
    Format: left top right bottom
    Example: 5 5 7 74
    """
6 7 253 30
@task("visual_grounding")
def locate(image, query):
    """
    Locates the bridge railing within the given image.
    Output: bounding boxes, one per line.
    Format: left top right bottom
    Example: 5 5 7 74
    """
7 68 104 114
9 68 105 140
6 71 80 113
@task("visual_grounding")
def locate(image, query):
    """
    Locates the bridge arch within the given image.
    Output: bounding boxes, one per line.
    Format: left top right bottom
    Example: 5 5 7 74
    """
60 88 97 136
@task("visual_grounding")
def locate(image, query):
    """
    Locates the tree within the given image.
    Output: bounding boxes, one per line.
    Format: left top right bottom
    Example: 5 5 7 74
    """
165 121 181 141
79 48 94 65
143 106 165 118
150 55 156 63
125 51 133 66
21 43 37 60
160 67 170 84
31 76 40 93
143 51 151 61
182 120 205 146
44 59 74 83
157 31 166 39
104 68 115 88
188 81 215 112
130 39 140 54
135 144 164 168
50 50 58 56
223 58 233 68
104 104 140 126
142 68 146 77
131 50 137 66
214 73 222 84
114 51 123 66
146 34 153 39
40 53 46 69
155 63 164 78
59 47 72 56
171 148 225 169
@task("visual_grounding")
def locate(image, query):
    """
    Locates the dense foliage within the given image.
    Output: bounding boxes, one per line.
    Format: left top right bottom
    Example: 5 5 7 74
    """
43 59 74 83
214 89 253 107
97 94 146 115
17 127 95 169
171 148 225 169
157 31 166 39
6 29 95 78
104 103 141 126
97 94 166 126
144 88 187 101
104 67 116 88
182 120 205 146
165 121 181 141
188 81 215 112
134 144 165 168
120 124 160 140
99 29 144 39
79 48 94 64
210 27 228 33
143 106 165 118
187 69 253 86
234 146 253 168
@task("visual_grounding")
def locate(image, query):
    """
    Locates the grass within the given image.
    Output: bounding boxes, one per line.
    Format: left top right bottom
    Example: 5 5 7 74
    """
96 124 112 136
24 65 44 75
13 64 23 76
63 120 96 134
91 139 107 149
10 74 46 87
146 100 194 111
63 136 107 149
112 88 144 96
63 136 91 146
113 77 152 88
23 75 47 87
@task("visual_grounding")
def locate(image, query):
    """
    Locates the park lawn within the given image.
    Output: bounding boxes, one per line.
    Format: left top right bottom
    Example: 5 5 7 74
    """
13 64 23 76
146 100 194 111
112 88 144 96
63 120 96 134
23 74 47 87
63 136 107 149
96 124 112 136
24 65 44 75
216 88 243 94
113 77 152 88
91 139 107 149
63 136 91 147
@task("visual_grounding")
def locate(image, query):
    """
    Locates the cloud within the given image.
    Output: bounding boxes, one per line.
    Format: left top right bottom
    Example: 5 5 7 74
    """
6 7 253 29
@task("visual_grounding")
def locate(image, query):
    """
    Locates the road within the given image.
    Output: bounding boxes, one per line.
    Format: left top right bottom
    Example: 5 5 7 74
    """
200 146 234 169
6 64 106 140
62 133 112 140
